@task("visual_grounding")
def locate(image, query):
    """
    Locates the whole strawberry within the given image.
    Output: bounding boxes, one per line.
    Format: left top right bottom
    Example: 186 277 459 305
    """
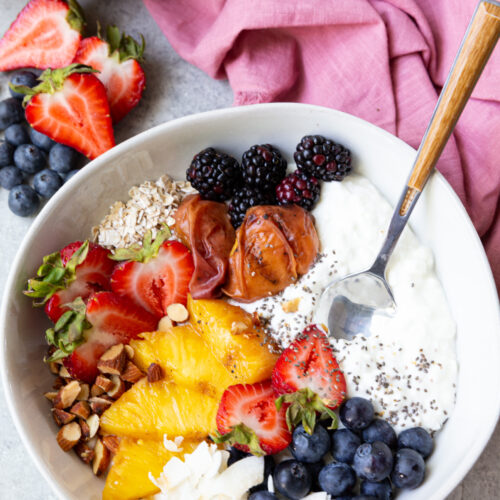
74 25 146 122
12 63 115 160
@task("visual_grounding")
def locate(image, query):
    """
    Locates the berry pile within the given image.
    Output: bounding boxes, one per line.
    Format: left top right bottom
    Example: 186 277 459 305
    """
187 135 352 228
0 76 82 217
237 396 433 499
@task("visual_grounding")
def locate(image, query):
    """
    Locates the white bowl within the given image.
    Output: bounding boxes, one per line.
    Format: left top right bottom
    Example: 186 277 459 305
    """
1 103 499 500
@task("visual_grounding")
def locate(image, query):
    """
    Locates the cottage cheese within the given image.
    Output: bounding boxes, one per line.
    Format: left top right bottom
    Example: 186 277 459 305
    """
241 174 457 432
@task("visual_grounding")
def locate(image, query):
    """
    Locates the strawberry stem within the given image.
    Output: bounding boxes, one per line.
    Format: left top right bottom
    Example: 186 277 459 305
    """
66 0 86 33
105 25 146 63
210 423 265 456
110 226 171 263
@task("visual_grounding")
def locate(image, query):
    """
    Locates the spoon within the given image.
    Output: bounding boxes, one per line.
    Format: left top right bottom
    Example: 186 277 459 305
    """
317 0 500 341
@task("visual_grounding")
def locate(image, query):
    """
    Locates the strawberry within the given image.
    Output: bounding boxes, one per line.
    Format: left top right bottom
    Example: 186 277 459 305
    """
14 64 115 160
110 229 194 318
272 325 347 434
74 26 146 122
212 380 292 456
26 240 115 323
56 292 157 383
0 0 85 71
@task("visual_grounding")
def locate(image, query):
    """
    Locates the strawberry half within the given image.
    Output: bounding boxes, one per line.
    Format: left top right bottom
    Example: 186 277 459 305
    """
25 240 115 323
272 325 347 434
0 0 85 71
74 26 146 122
213 380 292 456
14 63 115 160
110 229 194 318
59 291 157 383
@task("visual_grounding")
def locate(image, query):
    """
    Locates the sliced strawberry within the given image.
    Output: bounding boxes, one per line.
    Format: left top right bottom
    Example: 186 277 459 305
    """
74 26 146 122
213 380 292 456
111 238 194 318
272 324 347 409
0 0 84 71
17 64 115 160
63 291 157 383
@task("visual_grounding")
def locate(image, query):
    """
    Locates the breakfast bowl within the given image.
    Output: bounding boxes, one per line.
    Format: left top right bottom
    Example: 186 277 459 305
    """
1 102 499 500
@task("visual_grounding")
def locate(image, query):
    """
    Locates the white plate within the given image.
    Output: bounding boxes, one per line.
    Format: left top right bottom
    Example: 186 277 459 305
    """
1 103 499 500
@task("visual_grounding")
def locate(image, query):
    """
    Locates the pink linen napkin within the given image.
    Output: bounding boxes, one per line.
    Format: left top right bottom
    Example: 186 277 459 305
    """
144 0 500 290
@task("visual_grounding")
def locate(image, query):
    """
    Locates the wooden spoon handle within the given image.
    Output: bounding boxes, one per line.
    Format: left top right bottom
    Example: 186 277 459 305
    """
400 0 500 213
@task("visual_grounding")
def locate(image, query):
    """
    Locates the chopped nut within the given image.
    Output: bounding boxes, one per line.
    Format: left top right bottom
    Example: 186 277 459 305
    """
124 345 134 359
231 321 249 335
121 361 144 383
282 297 301 313
70 401 91 420
166 303 188 323
251 311 261 327
107 375 126 399
97 344 127 375
44 391 58 402
52 408 76 426
48 362 60 375
74 442 95 464
77 383 90 401
53 380 80 409
56 422 81 451
52 376 66 390
95 375 113 392
147 363 164 383
92 438 111 476
80 419 90 440
90 384 105 397
102 435 120 454
86 414 100 439
59 365 71 378
157 315 173 332
89 397 112 415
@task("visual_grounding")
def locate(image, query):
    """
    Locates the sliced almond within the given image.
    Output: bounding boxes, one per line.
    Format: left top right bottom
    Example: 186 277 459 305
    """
56 422 81 452
157 315 173 332
77 383 89 401
147 363 164 383
102 435 120 454
107 375 125 399
124 344 134 359
53 380 80 410
86 414 100 439
166 303 188 323
59 365 71 378
92 439 111 476
74 442 95 464
282 297 301 313
70 401 91 420
89 397 112 415
95 375 113 392
52 408 76 427
48 362 60 375
121 361 144 384
52 376 66 390
44 391 58 402
97 344 127 375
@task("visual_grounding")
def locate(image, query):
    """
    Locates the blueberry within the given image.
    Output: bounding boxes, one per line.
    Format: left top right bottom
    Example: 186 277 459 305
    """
290 424 330 463
353 442 393 482
249 455 275 494
305 461 324 492
0 98 24 130
14 144 46 174
0 166 24 190
331 428 361 464
391 448 425 489
248 492 278 500
352 497 379 500
318 462 356 496
9 70 38 99
397 427 433 459
49 143 78 173
227 446 250 466
8 185 39 216
63 169 80 182
29 128 55 151
362 419 397 449
5 123 30 147
340 397 375 431
33 169 63 198
360 478 393 500
0 140 14 167
273 459 311 500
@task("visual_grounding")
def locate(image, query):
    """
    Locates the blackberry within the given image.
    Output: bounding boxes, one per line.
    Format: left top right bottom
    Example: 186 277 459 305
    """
228 186 275 228
276 170 320 211
186 147 241 201
241 144 287 191
294 135 352 181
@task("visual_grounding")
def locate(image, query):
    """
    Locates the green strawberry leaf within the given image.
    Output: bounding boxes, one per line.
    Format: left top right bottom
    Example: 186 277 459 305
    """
105 25 146 63
66 0 86 33
210 423 264 456
110 226 171 263
45 297 91 362
276 388 339 434
25 241 90 305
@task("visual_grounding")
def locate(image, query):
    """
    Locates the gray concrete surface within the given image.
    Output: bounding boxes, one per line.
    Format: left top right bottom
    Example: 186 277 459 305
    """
0 1 497 498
